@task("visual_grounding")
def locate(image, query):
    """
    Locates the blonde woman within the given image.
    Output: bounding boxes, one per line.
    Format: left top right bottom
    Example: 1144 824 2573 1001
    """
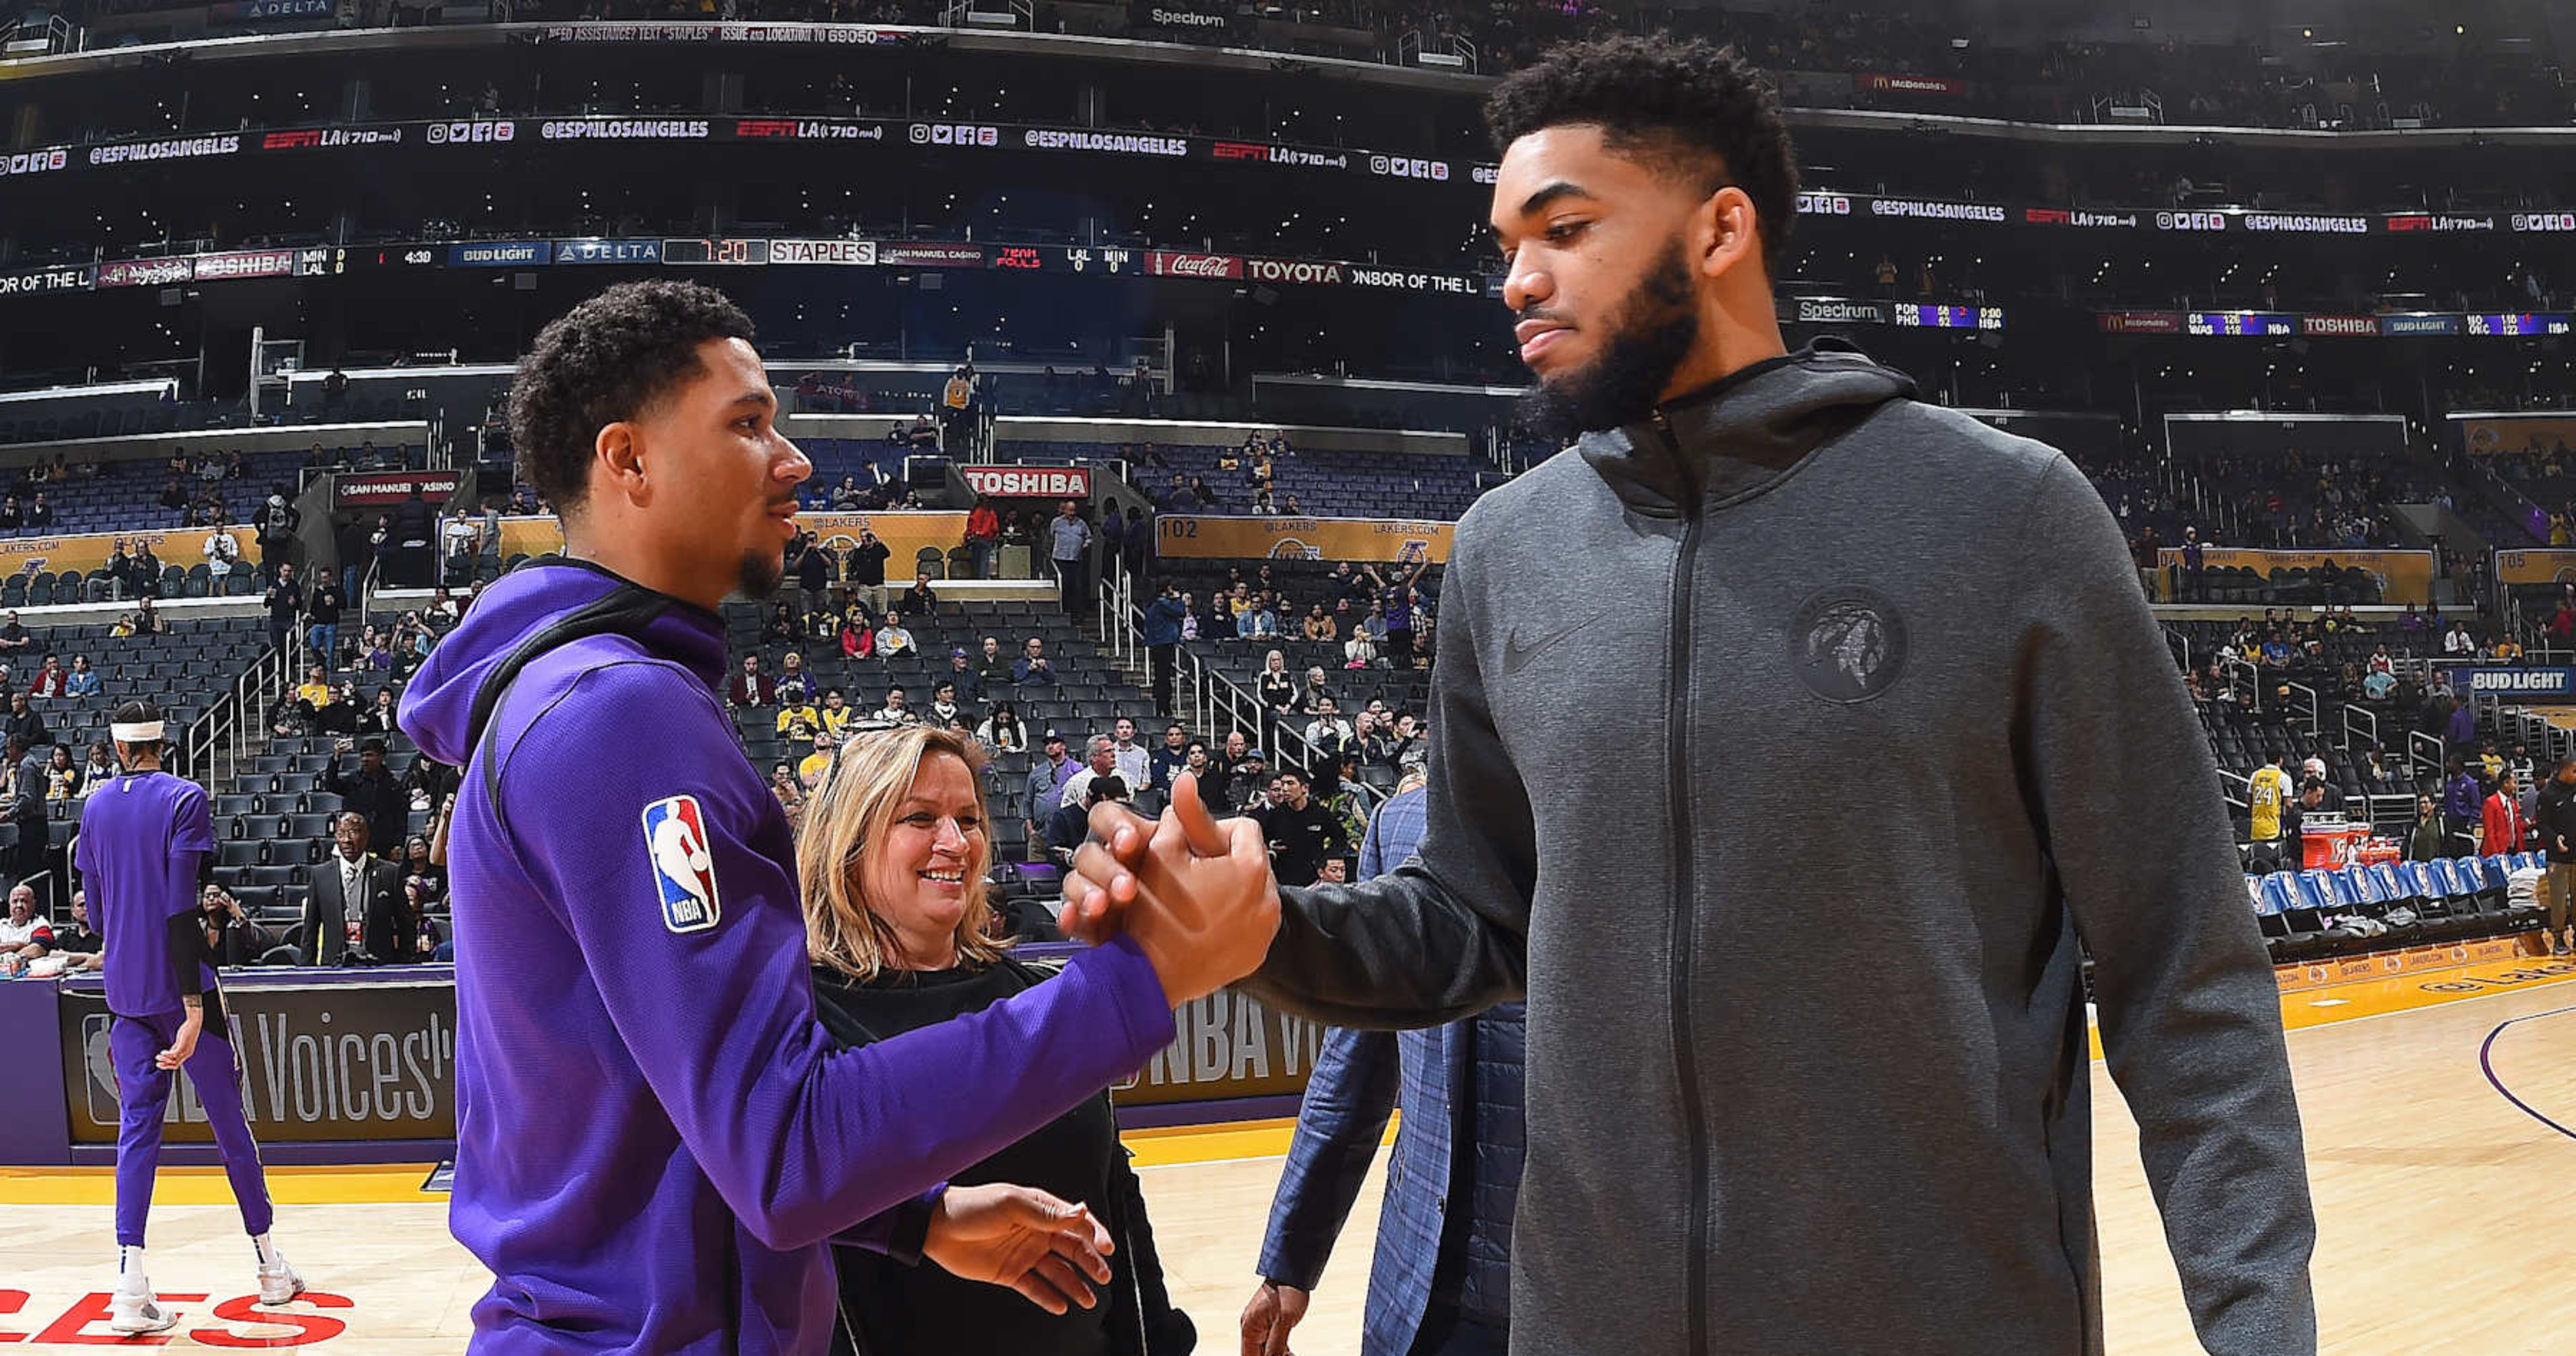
800 726 1194 1356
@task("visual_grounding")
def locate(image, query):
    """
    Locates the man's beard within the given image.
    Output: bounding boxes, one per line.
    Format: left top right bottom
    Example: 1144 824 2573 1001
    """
736 549 786 601
1516 241 1701 444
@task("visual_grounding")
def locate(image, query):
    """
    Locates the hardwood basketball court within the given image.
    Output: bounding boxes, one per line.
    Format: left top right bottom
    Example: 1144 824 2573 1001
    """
4 955 2571 1352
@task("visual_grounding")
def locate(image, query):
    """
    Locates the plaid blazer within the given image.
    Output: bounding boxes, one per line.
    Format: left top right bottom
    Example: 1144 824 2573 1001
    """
1257 787 1522 1355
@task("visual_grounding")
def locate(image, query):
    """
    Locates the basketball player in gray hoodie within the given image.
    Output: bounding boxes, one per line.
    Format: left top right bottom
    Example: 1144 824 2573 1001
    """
1064 34 2315 1356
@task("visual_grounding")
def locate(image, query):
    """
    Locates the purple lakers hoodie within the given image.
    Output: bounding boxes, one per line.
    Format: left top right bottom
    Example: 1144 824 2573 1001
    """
401 558 1176 1354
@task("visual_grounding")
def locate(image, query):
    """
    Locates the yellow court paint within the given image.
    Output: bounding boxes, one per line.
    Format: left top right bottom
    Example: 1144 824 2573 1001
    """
2087 950 2576 1061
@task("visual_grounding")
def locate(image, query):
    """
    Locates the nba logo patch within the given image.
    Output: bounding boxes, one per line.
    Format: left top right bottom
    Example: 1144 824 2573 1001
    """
641 794 722 934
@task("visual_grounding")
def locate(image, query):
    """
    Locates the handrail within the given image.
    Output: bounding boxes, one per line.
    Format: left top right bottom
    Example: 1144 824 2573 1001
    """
2215 765 2252 812
2283 679 2320 736
2407 728 2445 784
2340 703 2377 755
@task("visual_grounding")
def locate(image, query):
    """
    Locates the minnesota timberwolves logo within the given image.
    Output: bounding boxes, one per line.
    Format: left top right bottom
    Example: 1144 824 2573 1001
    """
1790 588 1907 703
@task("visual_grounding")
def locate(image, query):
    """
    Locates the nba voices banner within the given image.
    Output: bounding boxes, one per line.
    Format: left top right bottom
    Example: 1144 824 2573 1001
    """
56 975 458 1144
1156 515 1454 563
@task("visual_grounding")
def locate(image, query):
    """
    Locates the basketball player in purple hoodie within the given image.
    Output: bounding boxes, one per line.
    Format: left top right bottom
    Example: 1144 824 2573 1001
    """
75 698 304 1334
399 280 1279 1353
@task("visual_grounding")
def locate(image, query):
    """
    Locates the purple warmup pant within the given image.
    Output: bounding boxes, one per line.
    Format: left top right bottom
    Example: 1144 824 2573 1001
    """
110 1010 274 1249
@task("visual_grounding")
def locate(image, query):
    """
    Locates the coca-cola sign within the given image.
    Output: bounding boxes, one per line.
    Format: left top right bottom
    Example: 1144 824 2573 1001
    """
1148 252 1242 279
1246 258 1342 285
96 257 195 288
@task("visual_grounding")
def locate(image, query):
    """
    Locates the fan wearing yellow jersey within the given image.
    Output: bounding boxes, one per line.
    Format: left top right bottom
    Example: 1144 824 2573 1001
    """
2249 757 2291 841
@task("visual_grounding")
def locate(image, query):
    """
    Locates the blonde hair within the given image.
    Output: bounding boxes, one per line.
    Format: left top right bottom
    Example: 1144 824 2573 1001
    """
798 725 1005 982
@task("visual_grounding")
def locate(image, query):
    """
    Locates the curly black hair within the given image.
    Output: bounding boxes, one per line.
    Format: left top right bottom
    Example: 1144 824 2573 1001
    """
508 280 757 515
1484 35 1801 279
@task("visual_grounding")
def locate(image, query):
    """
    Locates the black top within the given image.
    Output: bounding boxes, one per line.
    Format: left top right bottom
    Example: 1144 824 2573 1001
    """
809 958 1192 1356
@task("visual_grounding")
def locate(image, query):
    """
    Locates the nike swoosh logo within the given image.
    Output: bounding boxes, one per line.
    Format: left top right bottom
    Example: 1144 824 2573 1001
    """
1501 616 1598 677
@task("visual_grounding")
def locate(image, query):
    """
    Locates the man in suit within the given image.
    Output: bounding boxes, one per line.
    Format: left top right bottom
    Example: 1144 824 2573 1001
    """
1243 757 1527 1356
301 812 408 965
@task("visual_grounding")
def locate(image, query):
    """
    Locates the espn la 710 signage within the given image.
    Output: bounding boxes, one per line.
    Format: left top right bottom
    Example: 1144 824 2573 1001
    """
962 466 1093 499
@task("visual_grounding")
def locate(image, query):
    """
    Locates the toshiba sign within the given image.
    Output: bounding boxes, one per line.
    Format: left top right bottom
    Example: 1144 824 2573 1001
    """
964 466 1093 499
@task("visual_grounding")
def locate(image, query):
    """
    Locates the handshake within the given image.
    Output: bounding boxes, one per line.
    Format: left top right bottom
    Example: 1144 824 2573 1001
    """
1056 772 1284 1008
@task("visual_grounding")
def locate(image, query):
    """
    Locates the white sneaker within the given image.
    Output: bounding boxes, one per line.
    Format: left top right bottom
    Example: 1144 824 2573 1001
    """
258 1252 306 1306
108 1276 178 1335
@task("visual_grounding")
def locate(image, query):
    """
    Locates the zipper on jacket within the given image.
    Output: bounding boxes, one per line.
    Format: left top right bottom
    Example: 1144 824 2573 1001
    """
1654 407 1713 1356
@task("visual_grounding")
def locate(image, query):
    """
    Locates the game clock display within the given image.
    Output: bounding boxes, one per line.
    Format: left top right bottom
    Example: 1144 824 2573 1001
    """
663 237 771 265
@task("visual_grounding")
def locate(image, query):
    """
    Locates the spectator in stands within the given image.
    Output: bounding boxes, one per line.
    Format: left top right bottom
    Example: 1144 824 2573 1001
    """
975 637 1011 694
847 529 892 617
1014 637 1058 687
132 542 166 601
308 681 356 736
393 632 432 682
901 572 940 618
302 812 407 966
1123 506 1152 584
776 691 824 739
1146 723 1190 800
926 682 965 732
1059 737 1123 823
727 654 776 708
818 688 853 737
2279 779 2324 854
961 496 1004 583
77 741 112 796
0 882 50 976
874 686 916 726
263 563 304 658
204 523 243 585
305 575 345 664
1025 732 1077 859
336 515 374 602
255 491 302 586
877 612 917 660
1304 699 1356 756
2442 622 2476 658
1049 500 1093 616
798 730 837 794
101 540 136 603
47 891 102 971
295 664 334 714
202 883 284 969
28 654 64 700
402 834 446 904
1255 767 1345 888
1049 775 1129 866
39 745 77 802
1300 666 1339 717
325 737 406 854
763 602 798 645
2442 757 2484 854
0 612 31 657
5 692 48 751
2539 757 2576 956
1298 605 1335 642
977 703 1026 754
839 612 876 661
2482 773 2529 854
776 652 813 706
1109 718 1152 793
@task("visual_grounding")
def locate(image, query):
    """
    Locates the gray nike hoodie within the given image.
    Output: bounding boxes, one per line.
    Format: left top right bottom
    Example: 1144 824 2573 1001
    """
1239 340 2317 1355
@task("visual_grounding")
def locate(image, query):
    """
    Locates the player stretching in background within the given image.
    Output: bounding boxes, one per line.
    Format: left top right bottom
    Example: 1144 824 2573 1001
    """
75 698 303 1334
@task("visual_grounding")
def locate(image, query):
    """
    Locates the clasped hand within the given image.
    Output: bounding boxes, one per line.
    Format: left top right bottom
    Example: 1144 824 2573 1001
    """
1055 772 1283 1008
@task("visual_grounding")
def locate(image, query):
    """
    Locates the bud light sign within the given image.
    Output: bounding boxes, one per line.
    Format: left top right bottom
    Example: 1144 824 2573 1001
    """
2455 667 2576 697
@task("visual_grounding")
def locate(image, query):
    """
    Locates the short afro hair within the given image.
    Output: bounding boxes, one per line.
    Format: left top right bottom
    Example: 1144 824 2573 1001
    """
508 280 757 517
1484 35 1800 279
